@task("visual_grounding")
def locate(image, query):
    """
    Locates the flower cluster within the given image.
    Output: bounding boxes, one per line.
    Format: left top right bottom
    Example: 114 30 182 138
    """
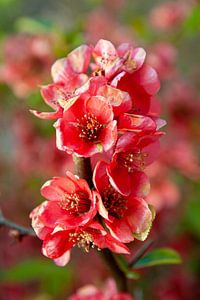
0 34 53 97
30 39 165 266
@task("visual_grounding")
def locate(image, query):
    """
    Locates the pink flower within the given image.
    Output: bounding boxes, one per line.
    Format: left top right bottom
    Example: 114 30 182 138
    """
85 9 134 45
93 161 153 243
54 95 117 157
31 44 92 119
70 278 133 300
0 34 53 98
147 42 177 80
93 39 146 79
150 2 188 31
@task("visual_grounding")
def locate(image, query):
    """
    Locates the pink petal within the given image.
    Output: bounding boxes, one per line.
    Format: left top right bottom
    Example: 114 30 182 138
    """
67 45 92 73
54 250 71 266
30 109 63 120
131 47 146 70
93 39 116 59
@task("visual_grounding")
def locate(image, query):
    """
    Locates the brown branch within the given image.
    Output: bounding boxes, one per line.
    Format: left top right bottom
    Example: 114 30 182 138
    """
0 209 36 238
100 249 128 292
73 155 93 188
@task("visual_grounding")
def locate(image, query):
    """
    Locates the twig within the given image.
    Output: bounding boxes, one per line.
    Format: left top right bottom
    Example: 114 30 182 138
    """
73 155 93 188
100 249 128 292
0 209 36 237
129 239 155 267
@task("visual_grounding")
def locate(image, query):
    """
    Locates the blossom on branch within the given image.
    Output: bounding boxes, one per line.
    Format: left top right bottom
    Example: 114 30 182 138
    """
30 39 165 266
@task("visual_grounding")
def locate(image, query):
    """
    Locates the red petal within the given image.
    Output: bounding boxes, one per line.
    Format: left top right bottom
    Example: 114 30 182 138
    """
42 230 73 259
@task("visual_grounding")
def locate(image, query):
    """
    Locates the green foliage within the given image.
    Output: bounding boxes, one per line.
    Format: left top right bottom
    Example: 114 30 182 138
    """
1 259 73 296
183 5 200 36
15 17 55 34
134 248 182 269
183 197 200 238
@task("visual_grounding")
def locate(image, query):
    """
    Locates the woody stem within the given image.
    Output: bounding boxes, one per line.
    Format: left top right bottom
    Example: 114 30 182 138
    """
0 209 35 237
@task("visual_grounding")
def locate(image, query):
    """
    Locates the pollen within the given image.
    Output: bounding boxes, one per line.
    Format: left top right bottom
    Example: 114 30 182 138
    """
102 185 127 219
69 231 95 252
123 51 137 72
59 191 90 215
78 113 103 142
117 151 148 172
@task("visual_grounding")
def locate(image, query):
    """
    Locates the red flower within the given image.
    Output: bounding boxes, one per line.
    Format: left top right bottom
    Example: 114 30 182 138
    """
112 64 160 115
30 44 92 119
76 76 132 117
31 171 97 232
0 34 53 98
30 206 129 266
107 132 162 196
70 278 133 300
93 161 153 243
54 95 117 157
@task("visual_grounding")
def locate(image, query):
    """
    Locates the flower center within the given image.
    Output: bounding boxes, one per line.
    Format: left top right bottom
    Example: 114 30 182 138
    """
59 191 90 216
78 113 103 142
68 231 94 252
117 151 148 172
102 185 127 219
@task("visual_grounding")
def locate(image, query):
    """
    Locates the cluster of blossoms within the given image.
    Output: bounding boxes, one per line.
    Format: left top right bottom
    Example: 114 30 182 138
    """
30 39 165 266
0 34 53 97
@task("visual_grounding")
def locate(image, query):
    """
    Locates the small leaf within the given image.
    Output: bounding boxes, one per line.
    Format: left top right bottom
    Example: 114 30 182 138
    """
114 254 129 273
114 254 140 280
134 248 182 269
126 270 140 280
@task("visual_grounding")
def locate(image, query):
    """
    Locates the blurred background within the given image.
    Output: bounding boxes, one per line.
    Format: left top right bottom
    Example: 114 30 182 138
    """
0 0 200 299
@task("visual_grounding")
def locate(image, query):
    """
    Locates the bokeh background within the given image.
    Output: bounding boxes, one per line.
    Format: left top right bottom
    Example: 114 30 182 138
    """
0 0 200 299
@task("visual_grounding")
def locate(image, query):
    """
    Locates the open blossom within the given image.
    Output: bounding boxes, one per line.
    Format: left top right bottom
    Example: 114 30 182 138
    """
70 278 133 300
55 94 117 157
93 161 154 243
38 172 97 228
31 201 129 266
31 44 92 120
113 63 160 115
107 132 163 196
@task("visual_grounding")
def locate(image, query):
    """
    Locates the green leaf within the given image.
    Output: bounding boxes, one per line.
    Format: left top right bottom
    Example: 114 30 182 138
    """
114 254 140 280
15 17 54 33
1 259 73 296
183 198 200 238
126 270 140 280
134 248 182 269
182 5 200 36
